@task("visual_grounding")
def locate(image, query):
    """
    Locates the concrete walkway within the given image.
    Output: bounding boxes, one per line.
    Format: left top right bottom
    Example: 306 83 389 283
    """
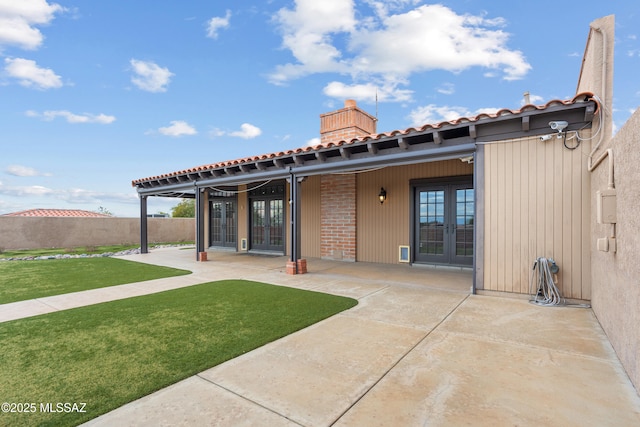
2 248 639 426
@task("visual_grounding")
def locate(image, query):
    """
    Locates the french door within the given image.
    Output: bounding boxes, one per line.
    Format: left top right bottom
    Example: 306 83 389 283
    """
210 198 237 248
414 180 474 266
250 197 285 252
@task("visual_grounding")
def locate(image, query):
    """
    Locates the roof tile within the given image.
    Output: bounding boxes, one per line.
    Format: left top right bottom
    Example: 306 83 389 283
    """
2 209 112 218
132 92 597 186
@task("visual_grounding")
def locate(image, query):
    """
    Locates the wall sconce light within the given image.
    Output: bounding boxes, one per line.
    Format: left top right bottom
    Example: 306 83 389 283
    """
378 187 387 204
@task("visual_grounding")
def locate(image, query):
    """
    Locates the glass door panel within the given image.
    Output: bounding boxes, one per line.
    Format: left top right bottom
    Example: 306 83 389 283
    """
415 181 473 266
210 202 223 246
269 200 284 247
249 194 285 252
225 201 237 245
251 200 265 247
454 188 474 262
210 198 237 248
418 189 446 259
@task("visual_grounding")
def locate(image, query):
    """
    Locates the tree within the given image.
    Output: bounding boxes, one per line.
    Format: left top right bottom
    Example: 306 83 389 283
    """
96 206 113 216
171 198 195 218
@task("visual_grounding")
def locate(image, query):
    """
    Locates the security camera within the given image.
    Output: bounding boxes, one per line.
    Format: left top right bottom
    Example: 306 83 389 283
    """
540 135 552 141
549 121 568 132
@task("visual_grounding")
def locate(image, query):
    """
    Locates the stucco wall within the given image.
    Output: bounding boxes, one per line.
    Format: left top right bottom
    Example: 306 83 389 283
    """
576 14 639 392
0 217 194 250
590 109 640 392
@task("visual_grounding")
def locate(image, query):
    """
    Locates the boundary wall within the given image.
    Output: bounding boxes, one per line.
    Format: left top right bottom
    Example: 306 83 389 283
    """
0 217 194 250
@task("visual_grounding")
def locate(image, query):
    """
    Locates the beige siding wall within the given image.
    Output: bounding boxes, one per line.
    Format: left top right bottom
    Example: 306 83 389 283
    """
356 160 473 264
300 175 321 258
482 135 591 299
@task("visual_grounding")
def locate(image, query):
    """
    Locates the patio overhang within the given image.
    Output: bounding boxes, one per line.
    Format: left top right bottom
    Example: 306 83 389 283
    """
132 94 597 195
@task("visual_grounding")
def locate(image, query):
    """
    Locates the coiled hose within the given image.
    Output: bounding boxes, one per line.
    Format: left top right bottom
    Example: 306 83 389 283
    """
529 257 564 306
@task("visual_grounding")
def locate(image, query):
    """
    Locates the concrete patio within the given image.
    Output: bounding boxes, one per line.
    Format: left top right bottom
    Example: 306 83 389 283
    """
2 247 639 425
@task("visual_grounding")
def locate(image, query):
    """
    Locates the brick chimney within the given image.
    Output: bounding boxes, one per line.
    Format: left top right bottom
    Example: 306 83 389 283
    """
319 99 377 145
318 100 376 262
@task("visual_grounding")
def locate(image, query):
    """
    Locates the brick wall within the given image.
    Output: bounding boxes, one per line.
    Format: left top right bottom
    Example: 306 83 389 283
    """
320 99 377 145
320 174 356 261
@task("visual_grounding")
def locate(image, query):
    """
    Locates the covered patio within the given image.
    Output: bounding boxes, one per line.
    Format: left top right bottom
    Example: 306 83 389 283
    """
132 94 597 298
81 246 639 426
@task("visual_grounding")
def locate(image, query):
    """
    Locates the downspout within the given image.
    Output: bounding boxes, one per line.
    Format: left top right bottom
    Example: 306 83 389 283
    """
587 25 616 243
587 25 609 158
588 148 614 190
471 151 477 295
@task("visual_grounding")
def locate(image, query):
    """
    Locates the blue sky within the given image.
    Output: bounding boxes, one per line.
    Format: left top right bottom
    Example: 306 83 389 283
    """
1 1 638 217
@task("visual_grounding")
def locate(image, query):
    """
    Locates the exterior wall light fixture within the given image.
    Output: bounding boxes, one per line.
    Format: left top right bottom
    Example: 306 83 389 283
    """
378 187 387 204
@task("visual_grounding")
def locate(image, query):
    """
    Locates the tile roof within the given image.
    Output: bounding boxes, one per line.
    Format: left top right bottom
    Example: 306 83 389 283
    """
132 92 597 186
2 209 112 218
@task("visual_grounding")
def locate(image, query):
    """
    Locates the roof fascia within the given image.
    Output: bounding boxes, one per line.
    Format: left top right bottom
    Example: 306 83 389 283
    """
134 100 595 194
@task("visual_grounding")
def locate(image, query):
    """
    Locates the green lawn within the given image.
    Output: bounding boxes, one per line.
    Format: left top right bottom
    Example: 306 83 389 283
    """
0 258 191 304
0 244 141 259
0 280 357 427
0 242 195 259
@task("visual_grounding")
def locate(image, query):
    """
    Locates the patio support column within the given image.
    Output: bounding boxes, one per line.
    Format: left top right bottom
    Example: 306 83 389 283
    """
196 187 206 261
140 195 148 254
473 147 484 294
288 170 304 274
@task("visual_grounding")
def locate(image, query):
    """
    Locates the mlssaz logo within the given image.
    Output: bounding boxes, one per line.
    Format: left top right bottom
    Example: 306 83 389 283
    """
40 402 87 413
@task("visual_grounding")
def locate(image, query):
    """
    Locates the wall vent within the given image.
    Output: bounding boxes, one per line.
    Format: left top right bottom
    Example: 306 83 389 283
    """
399 246 410 263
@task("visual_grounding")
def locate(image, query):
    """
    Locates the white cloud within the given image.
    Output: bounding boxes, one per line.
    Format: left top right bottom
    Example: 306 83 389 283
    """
210 123 262 139
306 137 321 147
323 80 413 103
26 110 116 124
520 93 544 106
158 120 197 137
208 128 225 138
0 0 64 50
362 0 420 19
437 83 455 95
349 5 529 80
206 10 231 39
5 165 52 177
0 183 54 197
270 2 530 99
408 104 499 126
4 57 62 89
0 182 138 204
269 0 357 85
130 59 174 92
230 123 262 139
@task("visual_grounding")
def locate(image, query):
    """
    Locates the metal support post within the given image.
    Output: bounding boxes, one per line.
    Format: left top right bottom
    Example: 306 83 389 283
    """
140 195 148 254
